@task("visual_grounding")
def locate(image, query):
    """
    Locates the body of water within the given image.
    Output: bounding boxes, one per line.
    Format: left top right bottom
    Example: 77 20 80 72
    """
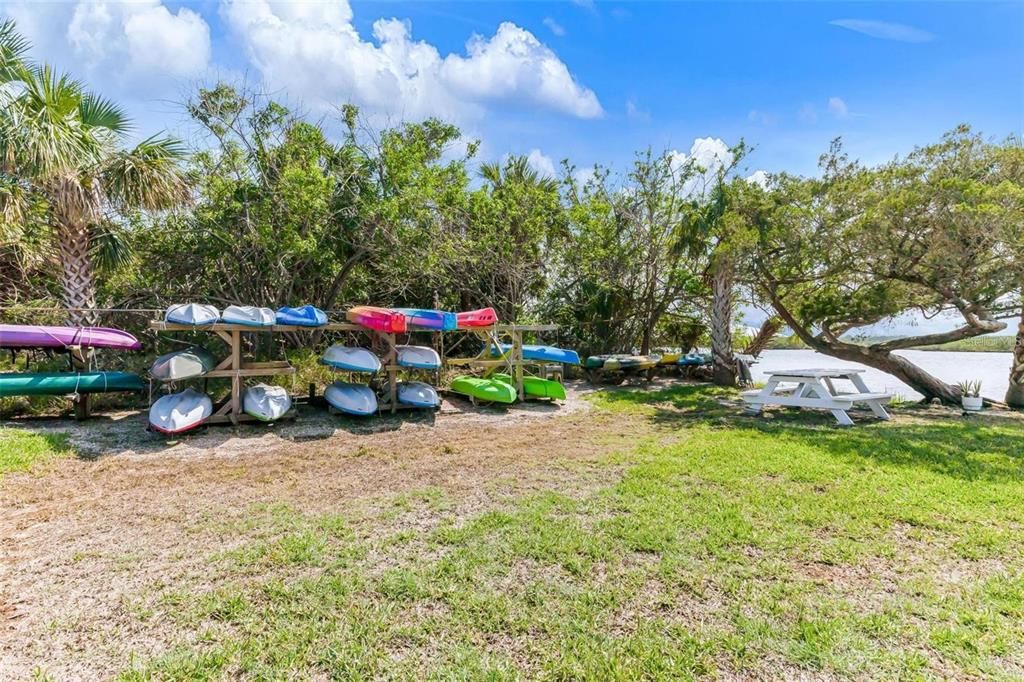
754 349 1013 401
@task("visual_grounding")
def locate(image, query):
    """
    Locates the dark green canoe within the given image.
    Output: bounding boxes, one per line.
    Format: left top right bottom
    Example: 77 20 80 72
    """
492 373 567 400
0 371 145 397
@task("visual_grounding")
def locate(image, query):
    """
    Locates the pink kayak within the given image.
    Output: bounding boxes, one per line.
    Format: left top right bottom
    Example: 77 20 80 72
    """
346 306 407 334
0 324 141 350
456 308 498 328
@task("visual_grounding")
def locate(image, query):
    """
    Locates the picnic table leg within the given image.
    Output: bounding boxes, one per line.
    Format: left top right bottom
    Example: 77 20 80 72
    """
746 377 782 414
830 409 855 426
848 374 891 420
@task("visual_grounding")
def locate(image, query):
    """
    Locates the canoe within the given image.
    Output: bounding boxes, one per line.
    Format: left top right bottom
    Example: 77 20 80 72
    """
321 345 381 373
583 355 612 369
397 381 440 408
325 381 377 416
395 308 457 331
0 371 144 397
677 352 711 366
242 383 292 421
148 388 212 434
658 352 682 365
456 308 497 328
449 376 517 404
492 343 580 365
493 373 566 400
276 305 327 327
150 346 217 381
166 303 220 326
222 305 275 327
606 354 661 371
347 306 407 334
396 345 441 370
0 324 142 351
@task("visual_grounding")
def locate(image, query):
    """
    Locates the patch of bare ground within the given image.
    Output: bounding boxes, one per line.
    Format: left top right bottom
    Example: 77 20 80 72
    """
0 385 644 679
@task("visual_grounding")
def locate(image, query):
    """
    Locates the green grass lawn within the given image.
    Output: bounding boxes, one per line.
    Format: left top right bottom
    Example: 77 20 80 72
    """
16 385 1024 680
0 428 69 479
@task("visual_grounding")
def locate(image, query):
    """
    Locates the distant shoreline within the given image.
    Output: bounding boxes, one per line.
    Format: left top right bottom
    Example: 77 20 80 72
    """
765 337 1016 353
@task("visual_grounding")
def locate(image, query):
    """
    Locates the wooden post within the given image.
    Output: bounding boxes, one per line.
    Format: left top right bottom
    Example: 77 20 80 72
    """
73 394 90 421
230 329 241 424
513 327 524 402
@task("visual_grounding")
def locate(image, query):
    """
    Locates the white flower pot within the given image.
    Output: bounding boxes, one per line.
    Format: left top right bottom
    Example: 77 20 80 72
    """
962 395 983 412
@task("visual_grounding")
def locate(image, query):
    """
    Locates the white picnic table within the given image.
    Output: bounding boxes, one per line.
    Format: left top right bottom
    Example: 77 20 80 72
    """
741 368 892 426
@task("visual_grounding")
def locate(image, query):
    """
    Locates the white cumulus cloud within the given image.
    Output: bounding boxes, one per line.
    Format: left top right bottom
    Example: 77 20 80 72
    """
746 170 769 188
526 149 556 177
221 0 602 122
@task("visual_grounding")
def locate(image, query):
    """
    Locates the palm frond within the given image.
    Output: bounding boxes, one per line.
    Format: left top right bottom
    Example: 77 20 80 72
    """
88 220 133 272
79 93 131 135
0 19 31 83
102 134 190 212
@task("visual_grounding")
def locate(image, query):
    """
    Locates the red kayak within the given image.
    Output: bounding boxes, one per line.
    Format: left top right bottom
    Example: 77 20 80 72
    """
456 308 498 328
346 306 407 334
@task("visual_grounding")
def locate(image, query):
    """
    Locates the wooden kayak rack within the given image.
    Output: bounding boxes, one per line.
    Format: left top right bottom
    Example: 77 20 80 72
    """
148 321 428 424
443 324 559 402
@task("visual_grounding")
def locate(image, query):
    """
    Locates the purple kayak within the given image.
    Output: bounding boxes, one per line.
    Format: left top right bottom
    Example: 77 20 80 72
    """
0 324 142 350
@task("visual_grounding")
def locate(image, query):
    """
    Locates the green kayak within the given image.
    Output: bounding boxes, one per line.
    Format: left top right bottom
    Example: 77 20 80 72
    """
449 376 517 404
492 373 567 400
0 371 145 397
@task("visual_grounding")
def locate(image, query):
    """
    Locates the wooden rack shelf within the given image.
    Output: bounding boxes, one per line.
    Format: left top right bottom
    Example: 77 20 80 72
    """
442 323 560 402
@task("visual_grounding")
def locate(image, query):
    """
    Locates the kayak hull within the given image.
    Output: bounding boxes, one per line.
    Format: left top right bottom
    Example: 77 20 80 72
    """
276 305 327 327
149 388 213 434
347 306 407 334
397 381 440 408
0 324 141 351
455 308 497 328
493 373 566 400
325 381 378 416
0 371 144 397
166 303 220 326
396 345 441 370
321 345 381 373
150 346 217 381
222 305 276 327
395 308 457 331
449 376 517 404
493 343 580 365
242 383 292 421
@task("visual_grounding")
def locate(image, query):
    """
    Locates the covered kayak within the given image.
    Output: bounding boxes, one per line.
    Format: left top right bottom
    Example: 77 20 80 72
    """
325 381 377 416
456 308 497 328
397 381 440 408
492 343 580 365
242 383 292 421
0 371 144 397
166 303 220 326
395 308 457 331
493 373 566 400
150 346 217 381
276 305 327 327
449 376 517 404
347 306 407 334
222 305 276 327
149 388 212 434
0 324 142 351
321 345 381 373
396 345 441 370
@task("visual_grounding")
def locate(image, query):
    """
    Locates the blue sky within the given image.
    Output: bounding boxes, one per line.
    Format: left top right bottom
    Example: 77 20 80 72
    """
2 0 1021 181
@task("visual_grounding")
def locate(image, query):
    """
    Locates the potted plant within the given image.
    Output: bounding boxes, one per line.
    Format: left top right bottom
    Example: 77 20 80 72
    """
958 380 983 412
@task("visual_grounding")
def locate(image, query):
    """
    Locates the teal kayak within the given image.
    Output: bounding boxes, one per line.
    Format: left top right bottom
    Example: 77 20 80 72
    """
0 371 144 397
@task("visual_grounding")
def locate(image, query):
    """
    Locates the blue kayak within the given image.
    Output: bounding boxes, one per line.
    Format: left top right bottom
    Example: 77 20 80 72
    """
397 381 440 408
677 352 711 366
325 381 377 416
395 308 457 331
276 305 327 327
492 343 581 365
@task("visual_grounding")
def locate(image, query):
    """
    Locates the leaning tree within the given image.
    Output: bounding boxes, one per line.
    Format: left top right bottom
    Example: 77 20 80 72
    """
751 127 1024 404
0 20 189 325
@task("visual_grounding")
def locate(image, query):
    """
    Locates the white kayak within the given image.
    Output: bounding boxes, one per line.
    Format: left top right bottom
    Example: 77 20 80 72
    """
165 303 220 326
396 345 441 370
325 381 377 416
222 305 276 327
397 381 439 408
321 345 381 373
149 388 213 434
242 383 292 421
150 346 217 381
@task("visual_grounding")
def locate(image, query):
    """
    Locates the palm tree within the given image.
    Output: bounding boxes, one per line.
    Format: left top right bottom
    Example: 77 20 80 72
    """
0 20 189 325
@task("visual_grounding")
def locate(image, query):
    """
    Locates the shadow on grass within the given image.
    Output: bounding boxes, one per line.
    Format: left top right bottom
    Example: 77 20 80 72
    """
596 382 1024 483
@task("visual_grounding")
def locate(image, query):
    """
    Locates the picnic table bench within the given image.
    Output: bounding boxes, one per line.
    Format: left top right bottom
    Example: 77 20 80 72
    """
741 368 892 426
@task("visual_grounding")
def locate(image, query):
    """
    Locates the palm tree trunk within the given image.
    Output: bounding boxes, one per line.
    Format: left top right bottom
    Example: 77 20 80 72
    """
743 316 782 357
57 221 98 326
710 262 735 386
1006 315 1024 407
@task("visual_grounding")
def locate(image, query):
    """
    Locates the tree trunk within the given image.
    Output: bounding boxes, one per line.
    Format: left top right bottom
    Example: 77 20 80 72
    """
710 262 735 386
743 316 782 357
57 221 98 326
1006 316 1024 408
